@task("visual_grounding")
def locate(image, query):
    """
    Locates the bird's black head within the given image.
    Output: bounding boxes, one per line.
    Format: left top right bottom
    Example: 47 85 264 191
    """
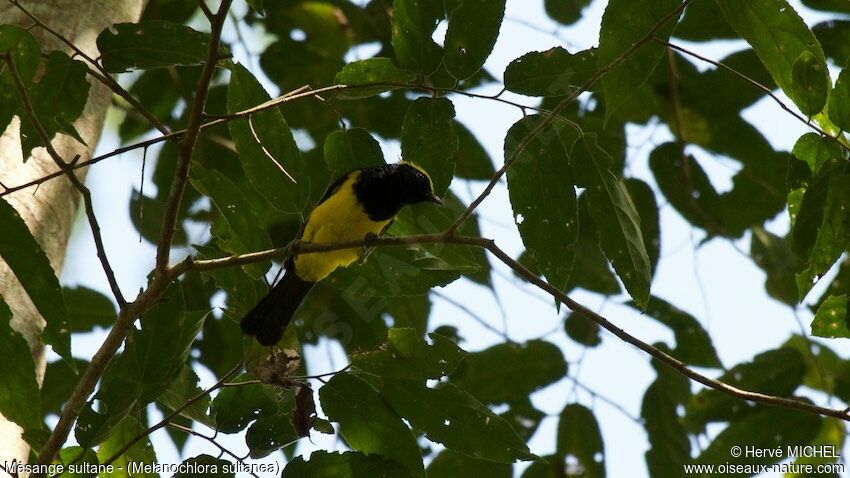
354 162 442 221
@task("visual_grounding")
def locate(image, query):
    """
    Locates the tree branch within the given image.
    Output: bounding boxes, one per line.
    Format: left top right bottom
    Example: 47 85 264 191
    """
154 0 233 273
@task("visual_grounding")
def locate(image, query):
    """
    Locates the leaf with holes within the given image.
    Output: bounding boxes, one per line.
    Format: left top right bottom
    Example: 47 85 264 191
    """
444 0 506 80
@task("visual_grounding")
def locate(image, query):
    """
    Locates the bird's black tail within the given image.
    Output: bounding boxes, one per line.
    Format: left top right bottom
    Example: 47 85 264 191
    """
241 267 314 346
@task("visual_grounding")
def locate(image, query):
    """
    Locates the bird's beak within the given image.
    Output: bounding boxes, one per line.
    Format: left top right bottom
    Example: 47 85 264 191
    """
429 193 443 205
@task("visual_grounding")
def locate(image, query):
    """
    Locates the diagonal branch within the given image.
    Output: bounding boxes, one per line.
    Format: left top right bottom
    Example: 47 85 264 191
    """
3 53 126 306
153 0 233 273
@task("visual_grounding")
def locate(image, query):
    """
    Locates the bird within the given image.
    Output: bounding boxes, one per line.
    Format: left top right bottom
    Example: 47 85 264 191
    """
240 162 443 346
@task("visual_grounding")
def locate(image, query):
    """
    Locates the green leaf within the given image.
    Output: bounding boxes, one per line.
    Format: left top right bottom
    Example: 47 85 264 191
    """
562 195 621 295
500 399 546 441
815 20 850 68
76 284 205 446
790 51 829 116
684 348 805 432
714 0 827 117
401 97 458 196
649 142 724 235
444 0 506 80
52 447 99 478
544 0 592 25
505 115 578 292
628 297 721 368
391 0 443 74
452 121 495 180
504 47 597 97
792 133 843 176
324 128 386 174
0 198 72 366
675 0 736 41
98 21 217 72
156 365 213 426
828 66 850 132
282 451 414 477
788 417 846 475
0 26 41 134
749 228 799 306
96 416 157 478
211 375 282 433
0 296 42 431
245 0 264 14
17 51 90 157
378 380 537 463
555 404 605 478
791 165 850 299
352 328 466 380
694 406 821 468
190 162 272 278
625 179 660 276
811 295 850 338
571 136 651 307
42 358 87 417
245 399 299 458
598 0 683 120
64 286 116 333
227 63 307 214
642 372 690 478
320 373 424 476
427 449 513 477
174 455 235 477
782 335 844 395
564 312 601 347
451 340 567 404
334 58 417 99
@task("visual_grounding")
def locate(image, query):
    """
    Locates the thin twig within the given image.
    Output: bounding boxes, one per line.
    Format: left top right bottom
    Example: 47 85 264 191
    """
432 290 512 341
166 423 260 478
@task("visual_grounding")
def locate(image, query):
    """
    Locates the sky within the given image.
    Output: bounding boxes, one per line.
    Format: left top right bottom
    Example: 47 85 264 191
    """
55 0 850 476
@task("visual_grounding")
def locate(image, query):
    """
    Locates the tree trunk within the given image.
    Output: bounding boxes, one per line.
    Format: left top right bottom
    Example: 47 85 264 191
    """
0 0 145 467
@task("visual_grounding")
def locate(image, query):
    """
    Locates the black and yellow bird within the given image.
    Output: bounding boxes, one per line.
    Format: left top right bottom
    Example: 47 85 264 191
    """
241 162 442 345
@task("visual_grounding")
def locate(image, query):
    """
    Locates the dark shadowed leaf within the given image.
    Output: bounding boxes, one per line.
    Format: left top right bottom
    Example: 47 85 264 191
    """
555 404 605 478
210 374 283 433
628 297 721 368
828 66 850 132
694 406 821 468
444 0 506 80
401 97 458 196
351 328 466 380
42 358 88 418
98 21 216 72
505 115 578 292
564 312 601 347
684 348 805 432
64 286 116 333
815 20 850 67
427 449 513 477
750 228 799 306
227 64 307 214
598 0 683 120
643 366 690 478
790 51 829 116
451 340 567 403
0 297 41 431
715 0 827 117
283 451 413 477
378 380 536 462
505 47 597 97
0 198 72 366
453 121 495 180
334 58 417 99
391 0 443 74
544 0 592 25
625 179 660 276
174 455 235 477
572 136 651 307
320 373 424 476
324 128 386 174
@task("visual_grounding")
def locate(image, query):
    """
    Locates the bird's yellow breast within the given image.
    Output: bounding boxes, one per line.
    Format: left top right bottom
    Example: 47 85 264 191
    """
295 171 392 282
